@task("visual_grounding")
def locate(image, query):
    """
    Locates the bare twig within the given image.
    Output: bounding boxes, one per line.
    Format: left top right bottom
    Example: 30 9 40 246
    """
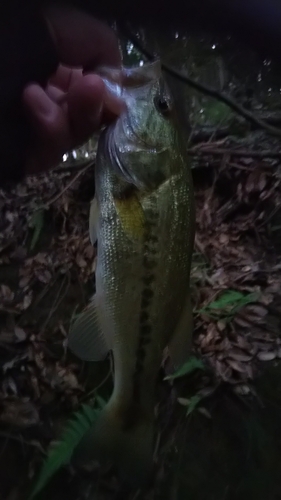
53 158 95 174
40 273 70 333
122 27 281 139
31 162 93 217
79 369 112 403
189 146 281 159
0 430 46 454
43 164 92 208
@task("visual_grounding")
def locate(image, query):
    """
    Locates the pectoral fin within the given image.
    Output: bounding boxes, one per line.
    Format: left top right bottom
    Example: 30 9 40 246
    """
168 295 193 369
68 295 109 362
89 196 99 246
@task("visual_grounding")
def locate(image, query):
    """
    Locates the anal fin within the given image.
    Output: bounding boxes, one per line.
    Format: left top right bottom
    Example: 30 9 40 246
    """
67 294 109 362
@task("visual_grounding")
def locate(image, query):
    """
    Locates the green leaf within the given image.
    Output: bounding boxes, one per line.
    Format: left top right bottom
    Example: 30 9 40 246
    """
186 395 202 416
164 356 205 381
178 394 202 416
197 289 260 319
29 208 45 250
207 290 244 309
231 292 260 314
95 395 107 409
29 404 99 499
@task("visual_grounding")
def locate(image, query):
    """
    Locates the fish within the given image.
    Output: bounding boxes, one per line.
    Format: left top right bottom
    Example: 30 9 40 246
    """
67 60 195 486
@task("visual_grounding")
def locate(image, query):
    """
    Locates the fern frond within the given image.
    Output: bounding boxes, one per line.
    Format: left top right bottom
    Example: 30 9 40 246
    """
30 404 99 499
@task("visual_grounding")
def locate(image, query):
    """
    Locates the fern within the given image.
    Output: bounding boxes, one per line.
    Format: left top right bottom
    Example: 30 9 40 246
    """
164 356 205 381
30 404 99 499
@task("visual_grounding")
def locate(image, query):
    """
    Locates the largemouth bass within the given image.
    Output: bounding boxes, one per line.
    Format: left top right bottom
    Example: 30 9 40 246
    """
68 60 195 486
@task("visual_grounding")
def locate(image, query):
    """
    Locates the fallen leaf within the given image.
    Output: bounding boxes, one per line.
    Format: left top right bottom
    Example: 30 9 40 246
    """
257 351 276 361
14 327 27 342
197 407 212 419
233 384 251 396
0 398 39 427
227 359 247 373
228 349 252 362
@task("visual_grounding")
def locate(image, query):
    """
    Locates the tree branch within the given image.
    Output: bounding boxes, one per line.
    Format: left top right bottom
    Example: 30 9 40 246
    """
189 146 281 159
121 27 281 140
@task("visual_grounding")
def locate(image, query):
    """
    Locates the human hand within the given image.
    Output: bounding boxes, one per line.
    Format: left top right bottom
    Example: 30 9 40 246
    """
23 5 124 175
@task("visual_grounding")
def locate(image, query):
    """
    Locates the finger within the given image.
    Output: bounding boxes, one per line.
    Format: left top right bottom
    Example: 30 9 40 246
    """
67 74 126 144
48 65 83 92
44 5 122 70
45 83 66 102
23 83 70 171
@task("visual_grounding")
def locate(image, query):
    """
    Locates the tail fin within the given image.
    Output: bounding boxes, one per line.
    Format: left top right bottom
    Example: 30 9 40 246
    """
73 400 154 487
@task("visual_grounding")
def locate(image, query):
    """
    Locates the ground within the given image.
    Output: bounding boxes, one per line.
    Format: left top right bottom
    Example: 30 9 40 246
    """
0 131 281 500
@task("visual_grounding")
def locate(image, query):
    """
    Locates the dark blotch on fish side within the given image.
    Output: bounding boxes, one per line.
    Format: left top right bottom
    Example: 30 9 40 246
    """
144 243 158 255
142 288 154 299
113 183 136 200
143 256 157 269
143 275 155 286
140 311 149 323
150 248 158 256
146 234 158 244
137 347 146 362
151 171 166 186
140 324 152 335
121 401 142 430
145 207 159 222
139 336 151 347
141 296 150 309
135 358 143 374
145 216 157 227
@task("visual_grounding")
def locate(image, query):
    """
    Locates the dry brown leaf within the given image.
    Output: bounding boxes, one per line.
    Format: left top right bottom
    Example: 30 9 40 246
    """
21 292 33 310
14 327 27 342
234 335 252 351
197 407 212 419
0 285 14 302
84 244 95 259
215 360 232 381
227 349 252 362
19 275 31 288
233 384 251 396
234 316 252 328
0 398 39 427
226 359 247 373
76 255 87 268
36 269 52 284
257 351 276 361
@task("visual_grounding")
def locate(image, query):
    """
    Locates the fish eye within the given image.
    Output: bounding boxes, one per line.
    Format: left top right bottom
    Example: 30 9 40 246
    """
154 96 171 115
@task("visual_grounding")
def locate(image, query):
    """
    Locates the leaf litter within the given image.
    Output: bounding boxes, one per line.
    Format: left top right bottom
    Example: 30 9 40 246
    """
0 133 281 497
